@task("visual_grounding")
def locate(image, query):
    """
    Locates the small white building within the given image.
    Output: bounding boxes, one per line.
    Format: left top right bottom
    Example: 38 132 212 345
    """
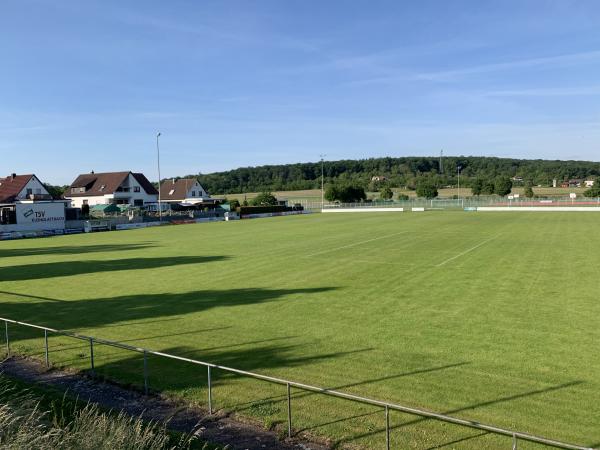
0 173 67 233
159 178 222 207
65 171 158 208
584 180 595 188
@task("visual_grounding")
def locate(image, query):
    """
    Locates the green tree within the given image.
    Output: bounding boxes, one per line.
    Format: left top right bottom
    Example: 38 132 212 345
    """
397 194 409 201
325 184 366 202
583 185 600 197
250 192 278 206
523 180 535 198
494 177 513 196
415 180 438 199
379 186 393 200
471 178 484 196
228 198 241 209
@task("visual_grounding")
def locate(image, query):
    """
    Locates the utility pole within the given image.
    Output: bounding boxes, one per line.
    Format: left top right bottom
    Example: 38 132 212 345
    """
457 165 462 203
440 149 443 174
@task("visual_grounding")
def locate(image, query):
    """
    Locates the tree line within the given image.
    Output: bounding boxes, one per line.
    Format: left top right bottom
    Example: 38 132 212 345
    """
193 156 600 194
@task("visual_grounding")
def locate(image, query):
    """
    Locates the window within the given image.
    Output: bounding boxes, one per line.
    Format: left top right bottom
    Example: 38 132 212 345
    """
72 187 85 193
134 186 140 192
26 188 33 196
134 199 143 206
83 200 88 205
99 185 106 192
191 191 196 197
169 189 175 196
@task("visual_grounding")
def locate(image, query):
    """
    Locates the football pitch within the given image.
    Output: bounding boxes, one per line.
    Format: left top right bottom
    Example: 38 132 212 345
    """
1 212 599 449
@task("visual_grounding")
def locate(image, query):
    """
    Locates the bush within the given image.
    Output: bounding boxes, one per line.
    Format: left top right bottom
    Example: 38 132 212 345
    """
471 178 484 196
379 186 393 200
583 185 600 197
228 198 240 209
494 177 513 196
325 184 366 202
523 181 534 198
415 180 438 199
397 194 409 201
250 192 278 206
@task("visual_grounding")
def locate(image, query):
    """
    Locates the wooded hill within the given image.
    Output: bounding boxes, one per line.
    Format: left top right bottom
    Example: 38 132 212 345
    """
194 156 600 194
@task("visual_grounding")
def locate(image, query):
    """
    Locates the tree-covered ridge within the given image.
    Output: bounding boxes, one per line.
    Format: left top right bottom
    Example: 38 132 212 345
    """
194 156 600 194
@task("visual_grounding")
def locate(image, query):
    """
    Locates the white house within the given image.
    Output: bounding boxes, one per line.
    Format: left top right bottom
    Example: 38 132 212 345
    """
584 180 595 188
159 178 221 207
65 171 158 208
0 173 53 203
0 173 67 233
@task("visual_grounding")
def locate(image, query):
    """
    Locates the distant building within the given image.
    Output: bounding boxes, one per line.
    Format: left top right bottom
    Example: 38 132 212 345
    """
584 180 595 188
371 176 387 182
568 179 583 188
511 176 524 183
552 179 557 188
0 173 52 203
159 178 222 208
0 173 67 233
64 171 158 208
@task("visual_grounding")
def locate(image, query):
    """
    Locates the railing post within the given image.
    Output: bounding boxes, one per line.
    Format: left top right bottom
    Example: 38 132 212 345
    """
4 321 9 356
207 365 212 414
512 433 517 450
44 329 49 367
385 405 390 450
89 337 95 374
287 383 292 439
143 350 149 395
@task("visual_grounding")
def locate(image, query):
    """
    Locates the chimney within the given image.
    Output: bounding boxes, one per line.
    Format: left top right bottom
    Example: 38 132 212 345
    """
91 170 95 174
172 178 175 184
11 173 16 180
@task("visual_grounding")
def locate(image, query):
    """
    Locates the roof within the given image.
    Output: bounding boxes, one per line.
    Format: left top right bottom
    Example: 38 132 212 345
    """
0 174 34 203
66 172 158 197
159 178 204 201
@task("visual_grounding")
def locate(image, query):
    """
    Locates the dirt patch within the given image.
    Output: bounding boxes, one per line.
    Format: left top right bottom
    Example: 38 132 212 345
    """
0 356 330 450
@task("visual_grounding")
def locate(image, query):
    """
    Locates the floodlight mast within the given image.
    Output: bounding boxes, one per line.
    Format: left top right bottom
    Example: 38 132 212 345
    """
156 132 162 222
457 165 462 205
319 154 326 211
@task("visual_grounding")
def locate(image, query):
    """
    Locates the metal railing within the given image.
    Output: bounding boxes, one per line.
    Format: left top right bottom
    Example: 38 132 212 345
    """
0 317 593 450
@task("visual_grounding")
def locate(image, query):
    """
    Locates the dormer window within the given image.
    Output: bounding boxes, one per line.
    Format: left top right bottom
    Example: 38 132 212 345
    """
169 189 175 196
99 185 106 192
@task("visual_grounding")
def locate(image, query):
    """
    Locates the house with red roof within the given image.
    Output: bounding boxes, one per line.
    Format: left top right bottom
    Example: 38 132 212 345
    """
64 171 158 208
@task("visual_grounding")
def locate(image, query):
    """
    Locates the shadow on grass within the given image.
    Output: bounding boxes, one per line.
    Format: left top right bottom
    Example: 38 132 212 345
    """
227 361 470 415
331 379 584 448
0 242 157 258
0 286 337 329
0 255 228 282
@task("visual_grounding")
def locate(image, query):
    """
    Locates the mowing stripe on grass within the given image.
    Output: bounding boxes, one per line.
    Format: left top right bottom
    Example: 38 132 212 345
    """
435 235 499 267
305 231 409 257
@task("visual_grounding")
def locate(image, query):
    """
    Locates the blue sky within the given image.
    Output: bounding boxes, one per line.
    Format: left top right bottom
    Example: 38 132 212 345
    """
2 1 600 184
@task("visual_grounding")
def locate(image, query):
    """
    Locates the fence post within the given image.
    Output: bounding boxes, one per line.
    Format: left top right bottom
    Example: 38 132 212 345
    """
89 337 95 374
143 350 148 395
512 434 517 450
385 406 390 450
287 383 292 439
207 365 212 414
44 329 49 367
4 321 9 356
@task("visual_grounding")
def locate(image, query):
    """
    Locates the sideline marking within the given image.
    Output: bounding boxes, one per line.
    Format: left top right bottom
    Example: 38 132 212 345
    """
435 235 499 267
306 231 409 258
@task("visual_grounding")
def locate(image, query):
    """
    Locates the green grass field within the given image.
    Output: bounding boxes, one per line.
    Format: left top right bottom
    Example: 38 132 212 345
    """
1 212 599 449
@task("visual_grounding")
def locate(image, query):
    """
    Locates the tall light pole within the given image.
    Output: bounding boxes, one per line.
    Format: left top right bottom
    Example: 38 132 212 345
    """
319 154 326 210
156 132 162 222
457 165 462 204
